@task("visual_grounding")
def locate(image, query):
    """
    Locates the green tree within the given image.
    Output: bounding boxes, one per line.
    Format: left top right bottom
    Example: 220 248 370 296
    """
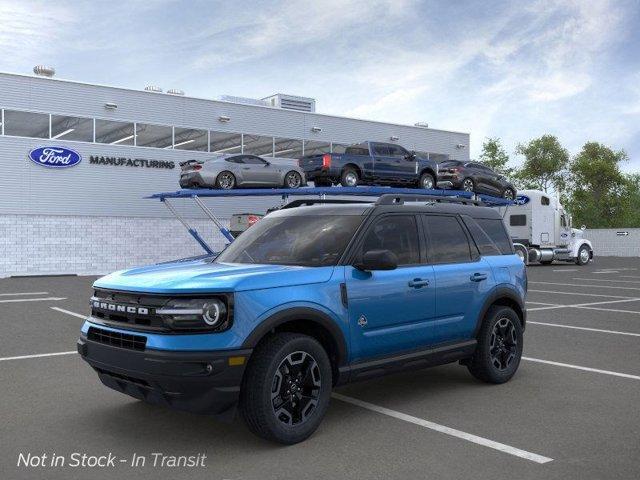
479 137 513 176
566 142 629 228
514 135 569 192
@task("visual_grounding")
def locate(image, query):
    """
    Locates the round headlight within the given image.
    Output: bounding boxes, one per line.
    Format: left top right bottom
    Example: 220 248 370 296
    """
203 300 226 326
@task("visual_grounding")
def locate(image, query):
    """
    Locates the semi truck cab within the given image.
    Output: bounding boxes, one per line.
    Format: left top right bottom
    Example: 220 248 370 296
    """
500 189 593 266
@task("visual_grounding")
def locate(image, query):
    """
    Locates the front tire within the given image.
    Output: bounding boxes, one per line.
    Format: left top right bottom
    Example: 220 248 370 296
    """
240 333 332 444
215 171 236 190
418 172 435 189
576 245 591 265
467 306 523 384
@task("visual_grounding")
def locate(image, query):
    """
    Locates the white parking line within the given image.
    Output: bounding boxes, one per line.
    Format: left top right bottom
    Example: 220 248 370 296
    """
593 270 619 274
528 321 640 337
526 302 560 306
523 357 640 381
620 275 640 279
552 269 578 272
0 351 77 362
0 292 49 296
0 297 67 304
527 298 640 312
529 281 640 291
572 278 640 285
332 393 553 464
528 289 637 299
574 306 640 315
50 307 87 319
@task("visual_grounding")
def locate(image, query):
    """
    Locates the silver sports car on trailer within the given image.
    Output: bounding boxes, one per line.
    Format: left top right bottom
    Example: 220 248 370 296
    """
179 154 307 189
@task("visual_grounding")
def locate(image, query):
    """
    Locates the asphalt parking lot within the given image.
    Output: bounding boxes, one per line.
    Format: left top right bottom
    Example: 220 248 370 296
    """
1 257 640 480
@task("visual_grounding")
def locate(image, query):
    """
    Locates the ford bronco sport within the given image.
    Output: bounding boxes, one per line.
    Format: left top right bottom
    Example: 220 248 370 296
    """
78 194 526 444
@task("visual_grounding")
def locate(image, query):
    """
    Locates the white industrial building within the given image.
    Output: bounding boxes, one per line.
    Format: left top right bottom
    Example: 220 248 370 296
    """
0 68 471 276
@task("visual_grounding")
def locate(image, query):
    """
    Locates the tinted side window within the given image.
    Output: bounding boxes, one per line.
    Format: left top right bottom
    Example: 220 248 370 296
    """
541 196 550 206
474 218 513 255
387 145 408 157
510 215 526 226
345 147 369 156
243 156 267 165
423 215 471 264
373 144 390 156
360 215 420 265
462 216 500 256
226 156 244 164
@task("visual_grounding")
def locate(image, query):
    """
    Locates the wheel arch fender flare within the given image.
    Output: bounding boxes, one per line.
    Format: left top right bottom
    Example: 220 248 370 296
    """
571 239 593 258
241 307 349 368
342 163 362 178
473 286 526 336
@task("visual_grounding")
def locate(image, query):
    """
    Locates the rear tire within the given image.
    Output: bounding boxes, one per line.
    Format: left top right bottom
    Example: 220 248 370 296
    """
284 171 303 189
502 187 516 200
240 333 332 444
215 171 236 190
462 178 475 192
467 306 523 384
340 168 359 187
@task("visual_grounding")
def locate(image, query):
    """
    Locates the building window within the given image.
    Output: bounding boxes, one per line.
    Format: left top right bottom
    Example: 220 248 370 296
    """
51 114 93 142
210 131 242 154
95 119 135 145
303 140 331 156
3 110 49 138
136 123 173 149
243 134 274 156
173 127 208 151
273 137 303 158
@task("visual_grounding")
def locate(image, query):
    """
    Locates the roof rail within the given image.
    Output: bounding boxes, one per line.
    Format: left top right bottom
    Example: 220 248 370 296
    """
279 199 371 209
375 194 483 206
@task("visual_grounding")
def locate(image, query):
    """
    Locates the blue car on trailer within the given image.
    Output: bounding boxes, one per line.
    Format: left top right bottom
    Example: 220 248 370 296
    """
77 187 526 444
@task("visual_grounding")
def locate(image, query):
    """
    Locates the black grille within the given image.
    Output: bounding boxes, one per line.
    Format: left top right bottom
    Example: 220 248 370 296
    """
91 289 168 331
88 327 147 351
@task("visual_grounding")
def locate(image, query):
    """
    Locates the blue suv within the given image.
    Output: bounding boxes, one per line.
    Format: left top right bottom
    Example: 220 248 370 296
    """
77 194 526 444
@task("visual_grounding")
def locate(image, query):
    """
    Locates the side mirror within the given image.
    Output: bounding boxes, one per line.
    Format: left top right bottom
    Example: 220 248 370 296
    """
264 161 271 166
354 249 398 271
404 151 416 160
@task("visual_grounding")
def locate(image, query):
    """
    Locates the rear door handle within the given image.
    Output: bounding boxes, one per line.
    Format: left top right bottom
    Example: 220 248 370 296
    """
242 167 251 170
470 273 488 282
408 278 430 288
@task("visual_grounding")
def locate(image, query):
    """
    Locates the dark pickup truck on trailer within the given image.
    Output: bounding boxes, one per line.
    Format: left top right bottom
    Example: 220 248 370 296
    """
298 142 440 189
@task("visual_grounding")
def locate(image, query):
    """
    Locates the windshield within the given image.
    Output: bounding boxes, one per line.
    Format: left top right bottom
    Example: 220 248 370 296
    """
216 214 364 267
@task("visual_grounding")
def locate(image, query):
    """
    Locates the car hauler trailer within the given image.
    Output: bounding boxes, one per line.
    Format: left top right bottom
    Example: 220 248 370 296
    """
499 189 593 266
147 186 513 256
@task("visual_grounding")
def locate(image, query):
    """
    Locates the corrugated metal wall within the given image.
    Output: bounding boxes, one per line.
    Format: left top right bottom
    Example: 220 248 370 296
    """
0 72 470 219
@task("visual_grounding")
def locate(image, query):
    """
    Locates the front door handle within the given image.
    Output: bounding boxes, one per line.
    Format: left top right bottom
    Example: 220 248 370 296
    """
470 273 488 282
408 278 430 288
242 167 251 170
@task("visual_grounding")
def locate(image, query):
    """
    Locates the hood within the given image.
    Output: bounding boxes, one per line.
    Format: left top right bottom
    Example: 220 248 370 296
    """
94 258 334 294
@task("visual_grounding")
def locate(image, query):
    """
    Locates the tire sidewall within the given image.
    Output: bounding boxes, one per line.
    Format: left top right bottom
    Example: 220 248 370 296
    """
216 171 236 189
576 245 590 265
419 172 435 189
475 307 523 383
251 336 332 444
341 168 358 187
285 171 302 189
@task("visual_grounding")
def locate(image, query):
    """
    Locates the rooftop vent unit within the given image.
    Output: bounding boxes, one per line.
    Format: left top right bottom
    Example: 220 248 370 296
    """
414 122 429 128
33 65 55 77
167 89 185 96
219 95 270 107
144 85 163 93
262 94 316 113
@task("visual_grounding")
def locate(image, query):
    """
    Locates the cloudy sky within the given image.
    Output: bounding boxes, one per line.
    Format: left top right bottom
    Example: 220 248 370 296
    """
1 0 638 171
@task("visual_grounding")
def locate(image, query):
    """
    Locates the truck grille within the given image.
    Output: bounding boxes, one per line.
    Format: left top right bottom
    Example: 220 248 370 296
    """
88 326 147 351
90 289 168 331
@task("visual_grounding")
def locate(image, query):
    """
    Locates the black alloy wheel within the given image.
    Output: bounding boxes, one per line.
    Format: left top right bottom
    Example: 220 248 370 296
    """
489 317 518 371
271 351 321 426
462 178 475 192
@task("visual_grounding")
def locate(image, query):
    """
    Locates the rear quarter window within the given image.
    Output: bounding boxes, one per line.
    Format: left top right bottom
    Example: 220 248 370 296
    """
473 218 514 255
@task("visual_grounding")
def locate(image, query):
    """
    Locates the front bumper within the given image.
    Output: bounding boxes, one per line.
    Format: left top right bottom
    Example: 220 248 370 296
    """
77 335 251 417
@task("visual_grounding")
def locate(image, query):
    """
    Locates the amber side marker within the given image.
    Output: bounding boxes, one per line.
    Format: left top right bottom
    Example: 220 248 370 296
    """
228 356 246 366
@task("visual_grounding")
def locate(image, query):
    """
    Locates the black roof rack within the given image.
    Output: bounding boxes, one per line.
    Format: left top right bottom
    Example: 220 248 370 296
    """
279 199 372 210
375 194 483 206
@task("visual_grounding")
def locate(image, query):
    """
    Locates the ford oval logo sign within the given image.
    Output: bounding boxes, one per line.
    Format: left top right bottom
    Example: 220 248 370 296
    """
28 146 82 168
514 195 530 206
